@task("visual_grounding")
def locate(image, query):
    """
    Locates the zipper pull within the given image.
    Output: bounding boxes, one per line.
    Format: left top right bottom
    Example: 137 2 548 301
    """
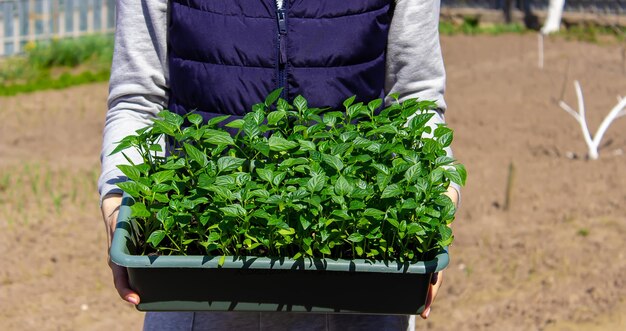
277 9 287 64
277 9 287 35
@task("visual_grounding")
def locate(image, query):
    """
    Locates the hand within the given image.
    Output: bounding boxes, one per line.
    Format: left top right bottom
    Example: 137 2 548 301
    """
101 194 140 305
420 186 459 319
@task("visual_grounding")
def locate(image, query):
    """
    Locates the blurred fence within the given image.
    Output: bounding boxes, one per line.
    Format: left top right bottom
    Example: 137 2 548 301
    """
1 0 623 57
441 0 626 15
0 0 114 57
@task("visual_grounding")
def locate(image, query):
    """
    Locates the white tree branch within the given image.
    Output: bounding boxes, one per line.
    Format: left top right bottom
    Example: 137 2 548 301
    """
559 101 580 120
572 81 596 157
559 81 626 160
592 96 626 148
541 0 566 34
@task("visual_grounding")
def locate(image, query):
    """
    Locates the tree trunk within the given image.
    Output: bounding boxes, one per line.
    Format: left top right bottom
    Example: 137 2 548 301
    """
541 0 565 34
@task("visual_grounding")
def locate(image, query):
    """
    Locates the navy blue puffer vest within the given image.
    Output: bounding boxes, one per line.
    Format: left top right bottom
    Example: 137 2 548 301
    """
168 0 393 120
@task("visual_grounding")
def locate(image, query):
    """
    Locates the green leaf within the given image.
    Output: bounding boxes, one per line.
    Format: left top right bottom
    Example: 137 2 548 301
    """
160 110 184 128
160 158 186 170
343 95 356 110
366 124 398 136
278 228 296 236
184 143 208 167
225 119 244 129
214 175 236 187
435 156 455 167
330 143 351 156
268 136 298 152
252 141 270 157
279 158 309 169
293 95 308 112
265 88 283 107
249 189 271 199
339 131 359 143
250 108 265 125
352 137 372 148
387 218 400 229
272 172 287 186
256 168 274 183
219 204 247 217
152 118 177 136
267 110 287 125
323 112 344 127
443 168 462 185
204 129 235 146
243 119 261 137
331 209 351 220
319 245 331 255
367 98 383 112
109 137 135 155
401 198 418 210
437 131 453 147
381 184 403 199
322 154 344 172
347 102 364 119
153 183 172 193
147 230 166 247
299 215 311 230
151 170 175 184
298 139 316 152
349 200 367 210
334 176 353 196
197 173 214 189
348 233 364 243
117 165 141 182
307 175 325 192
207 185 236 200
252 209 272 220
149 144 163 152
404 164 422 183
363 208 385 220
130 201 151 218
422 138 441 155
188 114 203 126
217 156 245 173
371 163 390 176
454 164 467 186
439 224 453 246
207 115 231 127
408 113 435 131
116 181 141 198
429 168 444 184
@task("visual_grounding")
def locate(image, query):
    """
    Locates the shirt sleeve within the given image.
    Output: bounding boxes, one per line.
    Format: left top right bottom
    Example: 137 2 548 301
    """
385 0 461 200
98 0 169 202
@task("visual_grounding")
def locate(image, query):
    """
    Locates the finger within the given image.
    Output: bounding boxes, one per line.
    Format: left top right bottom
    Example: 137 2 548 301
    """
110 261 140 305
430 271 439 285
420 272 443 319
420 284 434 319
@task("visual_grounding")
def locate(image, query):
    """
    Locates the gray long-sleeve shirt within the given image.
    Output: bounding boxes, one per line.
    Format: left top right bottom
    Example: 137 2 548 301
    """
99 0 451 199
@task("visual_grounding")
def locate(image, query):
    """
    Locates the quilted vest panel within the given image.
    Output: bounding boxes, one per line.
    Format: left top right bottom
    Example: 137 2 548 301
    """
168 0 393 120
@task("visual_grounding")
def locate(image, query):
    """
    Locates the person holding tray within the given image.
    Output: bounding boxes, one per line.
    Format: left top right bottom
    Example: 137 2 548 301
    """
100 0 460 329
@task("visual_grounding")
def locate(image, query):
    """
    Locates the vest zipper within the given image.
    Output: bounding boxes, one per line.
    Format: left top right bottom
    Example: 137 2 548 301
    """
276 1 287 97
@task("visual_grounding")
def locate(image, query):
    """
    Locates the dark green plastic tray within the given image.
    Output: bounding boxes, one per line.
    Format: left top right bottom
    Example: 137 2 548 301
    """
110 196 449 314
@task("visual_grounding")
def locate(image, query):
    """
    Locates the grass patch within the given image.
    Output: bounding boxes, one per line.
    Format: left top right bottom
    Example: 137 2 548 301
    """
557 24 626 43
0 162 99 226
440 16 626 43
439 18 527 36
0 34 113 96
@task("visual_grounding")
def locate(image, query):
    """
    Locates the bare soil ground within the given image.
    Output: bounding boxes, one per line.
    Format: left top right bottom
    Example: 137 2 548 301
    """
0 34 625 331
